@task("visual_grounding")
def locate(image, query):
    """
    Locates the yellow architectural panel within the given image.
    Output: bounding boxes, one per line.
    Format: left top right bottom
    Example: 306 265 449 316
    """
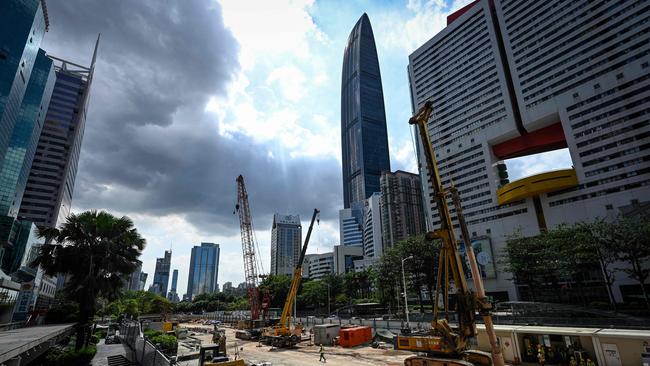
497 168 578 205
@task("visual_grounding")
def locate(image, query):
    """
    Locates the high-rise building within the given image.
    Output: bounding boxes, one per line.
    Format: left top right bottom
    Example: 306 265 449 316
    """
304 252 334 280
338 203 363 247
139 272 147 291
167 269 179 302
270 214 301 276
333 245 363 275
18 38 99 228
0 49 54 218
408 0 650 302
186 243 220 299
341 13 391 208
151 250 171 297
362 192 383 258
123 263 142 292
380 171 426 248
0 0 49 166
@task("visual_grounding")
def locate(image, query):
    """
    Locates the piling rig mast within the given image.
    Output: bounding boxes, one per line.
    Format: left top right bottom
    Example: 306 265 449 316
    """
235 175 266 320
397 101 505 366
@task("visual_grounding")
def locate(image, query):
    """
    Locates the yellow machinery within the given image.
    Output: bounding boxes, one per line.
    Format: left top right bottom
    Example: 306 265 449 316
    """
199 330 245 366
262 208 320 348
396 101 505 366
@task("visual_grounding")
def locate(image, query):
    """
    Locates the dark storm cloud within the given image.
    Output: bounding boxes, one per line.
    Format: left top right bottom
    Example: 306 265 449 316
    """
40 0 343 237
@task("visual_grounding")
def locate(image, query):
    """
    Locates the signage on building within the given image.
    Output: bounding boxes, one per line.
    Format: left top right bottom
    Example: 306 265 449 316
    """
459 236 497 279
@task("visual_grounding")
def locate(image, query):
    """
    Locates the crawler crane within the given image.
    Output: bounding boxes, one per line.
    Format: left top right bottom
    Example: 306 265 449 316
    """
262 208 320 348
396 101 506 366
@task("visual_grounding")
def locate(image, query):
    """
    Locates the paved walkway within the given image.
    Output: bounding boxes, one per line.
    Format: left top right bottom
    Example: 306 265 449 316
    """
0 323 75 363
91 339 132 366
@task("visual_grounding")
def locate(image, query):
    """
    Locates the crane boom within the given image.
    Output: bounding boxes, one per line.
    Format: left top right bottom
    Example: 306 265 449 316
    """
397 101 505 366
235 175 262 320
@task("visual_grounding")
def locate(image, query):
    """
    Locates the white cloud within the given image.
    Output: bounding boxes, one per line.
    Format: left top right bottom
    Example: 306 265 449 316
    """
505 149 574 181
266 65 307 103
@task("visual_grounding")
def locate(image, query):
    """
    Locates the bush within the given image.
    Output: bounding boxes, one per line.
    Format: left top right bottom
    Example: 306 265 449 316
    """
89 335 99 344
45 346 97 366
93 330 107 339
143 329 164 338
149 334 177 355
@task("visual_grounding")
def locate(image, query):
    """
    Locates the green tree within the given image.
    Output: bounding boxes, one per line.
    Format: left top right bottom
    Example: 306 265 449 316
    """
576 220 619 309
33 211 145 349
298 280 326 310
501 230 548 301
259 274 292 308
610 215 650 311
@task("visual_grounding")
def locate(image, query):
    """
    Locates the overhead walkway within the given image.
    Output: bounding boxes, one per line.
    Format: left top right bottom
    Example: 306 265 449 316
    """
0 323 75 366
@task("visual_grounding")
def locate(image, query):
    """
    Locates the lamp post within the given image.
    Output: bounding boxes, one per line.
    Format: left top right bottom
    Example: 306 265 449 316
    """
326 283 331 315
401 256 414 326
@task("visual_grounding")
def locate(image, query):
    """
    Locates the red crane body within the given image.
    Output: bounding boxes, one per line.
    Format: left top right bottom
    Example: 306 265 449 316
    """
235 175 263 320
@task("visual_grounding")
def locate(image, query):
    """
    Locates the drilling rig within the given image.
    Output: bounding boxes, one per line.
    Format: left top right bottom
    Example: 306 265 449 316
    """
235 175 268 321
396 101 506 366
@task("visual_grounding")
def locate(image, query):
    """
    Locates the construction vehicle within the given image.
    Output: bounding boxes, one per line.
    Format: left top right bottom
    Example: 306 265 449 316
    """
262 208 320 348
199 329 244 366
235 175 270 321
396 101 506 366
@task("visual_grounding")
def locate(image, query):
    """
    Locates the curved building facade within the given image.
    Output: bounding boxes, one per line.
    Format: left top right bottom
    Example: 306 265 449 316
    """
341 13 390 208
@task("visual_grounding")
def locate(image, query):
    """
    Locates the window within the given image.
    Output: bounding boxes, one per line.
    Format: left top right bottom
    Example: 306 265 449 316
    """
594 83 601 89
616 73 624 80
605 204 613 210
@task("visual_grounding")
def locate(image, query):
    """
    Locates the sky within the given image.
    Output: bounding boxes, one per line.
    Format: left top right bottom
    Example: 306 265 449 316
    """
40 0 571 296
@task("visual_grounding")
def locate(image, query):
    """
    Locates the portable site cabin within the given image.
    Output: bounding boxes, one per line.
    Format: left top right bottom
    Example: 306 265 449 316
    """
314 324 339 346
339 326 372 348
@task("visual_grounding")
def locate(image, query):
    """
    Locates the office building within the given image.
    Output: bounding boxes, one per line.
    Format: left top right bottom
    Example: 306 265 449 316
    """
304 252 334 280
0 0 49 167
338 203 363 247
380 171 426 248
333 245 363 275
341 13 391 208
186 243 220 299
270 214 301 276
19 39 99 228
151 250 171 297
167 269 179 302
408 0 650 301
362 192 383 258
139 272 147 291
124 263 142 292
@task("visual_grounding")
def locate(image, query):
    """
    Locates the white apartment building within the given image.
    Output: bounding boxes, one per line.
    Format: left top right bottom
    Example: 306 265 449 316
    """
304 252 335 280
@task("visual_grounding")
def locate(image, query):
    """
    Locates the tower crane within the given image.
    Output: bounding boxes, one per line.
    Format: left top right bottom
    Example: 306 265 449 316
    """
397 101 506 366
235 175 267 320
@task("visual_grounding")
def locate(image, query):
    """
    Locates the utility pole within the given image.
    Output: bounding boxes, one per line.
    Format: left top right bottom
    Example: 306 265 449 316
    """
401 256 413 325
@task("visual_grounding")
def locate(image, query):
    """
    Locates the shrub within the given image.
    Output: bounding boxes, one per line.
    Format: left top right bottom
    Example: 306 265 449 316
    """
93 330 107 339
149 334 177 355
143 329 164 338
45 345 97 366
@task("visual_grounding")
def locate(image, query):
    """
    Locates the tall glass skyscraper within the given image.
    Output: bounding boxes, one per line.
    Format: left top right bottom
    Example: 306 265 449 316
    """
186 243 220 299
270 214 301 276
19 38 99 228
151 250 171 297
341 13 390 208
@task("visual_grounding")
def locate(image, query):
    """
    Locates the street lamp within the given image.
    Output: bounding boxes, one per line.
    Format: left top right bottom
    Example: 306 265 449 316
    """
326 283 331 315
401 256 414 326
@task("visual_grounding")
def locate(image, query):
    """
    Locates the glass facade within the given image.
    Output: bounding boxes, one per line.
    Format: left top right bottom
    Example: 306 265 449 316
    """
186 243 220 299
270 214 301 276
151 250 171 297
0 49 54 217
341 13 390 208
0 0 47 167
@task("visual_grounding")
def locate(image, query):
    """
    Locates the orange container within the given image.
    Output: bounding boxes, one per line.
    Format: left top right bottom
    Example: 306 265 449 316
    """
338 326 372 348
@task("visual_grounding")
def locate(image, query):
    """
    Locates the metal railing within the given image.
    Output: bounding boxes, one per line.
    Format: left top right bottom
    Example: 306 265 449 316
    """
120 322 173 366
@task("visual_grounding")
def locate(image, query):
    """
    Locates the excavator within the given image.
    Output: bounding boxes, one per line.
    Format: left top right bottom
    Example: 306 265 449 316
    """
396 101 506 366
262 208 320 348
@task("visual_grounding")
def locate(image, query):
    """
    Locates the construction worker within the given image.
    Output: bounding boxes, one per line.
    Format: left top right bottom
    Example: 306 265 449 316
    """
319 344 326 363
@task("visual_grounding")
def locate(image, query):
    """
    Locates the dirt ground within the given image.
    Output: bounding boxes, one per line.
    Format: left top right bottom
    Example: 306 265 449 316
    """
176 323 413 366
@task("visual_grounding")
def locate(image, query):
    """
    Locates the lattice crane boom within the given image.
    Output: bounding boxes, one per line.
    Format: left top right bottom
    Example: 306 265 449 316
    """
235 175 262 320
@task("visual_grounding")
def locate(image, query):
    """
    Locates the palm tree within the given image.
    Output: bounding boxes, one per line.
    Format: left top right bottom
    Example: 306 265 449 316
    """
32 210 145 349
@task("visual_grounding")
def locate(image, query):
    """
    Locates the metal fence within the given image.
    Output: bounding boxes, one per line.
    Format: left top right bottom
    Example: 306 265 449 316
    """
119 322 173 366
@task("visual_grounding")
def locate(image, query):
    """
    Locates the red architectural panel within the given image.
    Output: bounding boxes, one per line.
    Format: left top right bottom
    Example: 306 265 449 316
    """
492 122 568 160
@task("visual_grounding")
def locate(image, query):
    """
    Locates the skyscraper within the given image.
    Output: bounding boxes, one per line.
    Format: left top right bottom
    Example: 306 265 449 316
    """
362 192 383 258
408 0 650 301
338 203 363 247
18 38 99 228
0 0 49 166
380 171 426 248
270 214 301 276
186 243 220 299
341 13 390 208
167 269 179 302
151 250 171 297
